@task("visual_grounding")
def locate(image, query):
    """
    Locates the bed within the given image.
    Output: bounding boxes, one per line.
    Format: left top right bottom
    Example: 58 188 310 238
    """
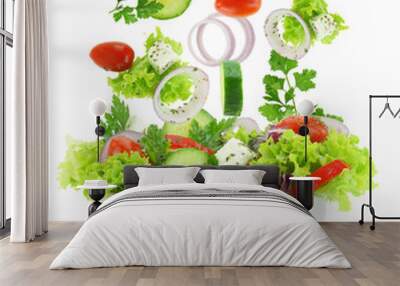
50 165 350 269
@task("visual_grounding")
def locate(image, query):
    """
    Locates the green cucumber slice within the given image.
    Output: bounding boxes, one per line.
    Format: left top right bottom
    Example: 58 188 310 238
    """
163 109 214 137
221 61 243 116
165 148 208 165
152 0 192 20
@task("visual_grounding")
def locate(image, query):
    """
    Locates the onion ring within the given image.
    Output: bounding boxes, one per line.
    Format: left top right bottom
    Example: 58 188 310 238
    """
153 67 209 123
264 9 311 60
189 13 256 66
197 13 255 64
188 18 235 67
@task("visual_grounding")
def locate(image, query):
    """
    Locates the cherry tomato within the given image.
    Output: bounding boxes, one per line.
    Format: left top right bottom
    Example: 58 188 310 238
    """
215 0 261 17
310 160 349 190
165 134 215 155
107 135 144 157
275 116 328 143
90 42 134 72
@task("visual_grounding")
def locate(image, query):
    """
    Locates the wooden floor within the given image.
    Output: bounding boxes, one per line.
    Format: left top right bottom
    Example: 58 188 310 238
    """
0 222 399 286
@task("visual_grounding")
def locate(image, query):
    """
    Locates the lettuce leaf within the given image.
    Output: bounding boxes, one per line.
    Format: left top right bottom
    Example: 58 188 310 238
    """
253 130 374 211
145 27 183 55
58 137 148 199
108 27 186 99
108 56 185 99
160 74 193 105
282 0 348 46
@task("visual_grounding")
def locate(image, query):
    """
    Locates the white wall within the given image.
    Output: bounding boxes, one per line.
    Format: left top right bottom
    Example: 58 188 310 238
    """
48 0 400 221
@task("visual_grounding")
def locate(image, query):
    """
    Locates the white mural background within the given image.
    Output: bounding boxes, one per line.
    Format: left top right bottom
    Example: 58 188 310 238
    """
48 0 400 221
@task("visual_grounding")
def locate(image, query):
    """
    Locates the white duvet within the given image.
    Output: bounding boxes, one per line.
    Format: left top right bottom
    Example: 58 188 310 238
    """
50 183 351 269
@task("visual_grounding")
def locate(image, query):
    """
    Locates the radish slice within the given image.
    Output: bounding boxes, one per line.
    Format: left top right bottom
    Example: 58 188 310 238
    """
153 67 209 123
188 18 235 67
234 117 261 133
264 9 311 60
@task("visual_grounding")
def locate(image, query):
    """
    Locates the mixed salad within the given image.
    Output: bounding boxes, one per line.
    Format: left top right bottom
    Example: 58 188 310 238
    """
59 0 372 211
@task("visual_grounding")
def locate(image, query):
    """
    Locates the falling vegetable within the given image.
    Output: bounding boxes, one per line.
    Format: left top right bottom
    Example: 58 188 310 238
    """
310 160 349 190
108 27 186 99
165 134 214 155
215 0 261 17
101 95 131 140
153 66 209 123
221 61 243 116
101 134 145 162
264 9 311 60
152 0 192 20
275 116 328 143
110 0 163 25
90 42 135 72
188 13 255 66
283 0 348 46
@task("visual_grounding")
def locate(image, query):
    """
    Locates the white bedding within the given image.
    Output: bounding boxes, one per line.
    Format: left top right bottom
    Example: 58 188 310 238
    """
50 183 351 269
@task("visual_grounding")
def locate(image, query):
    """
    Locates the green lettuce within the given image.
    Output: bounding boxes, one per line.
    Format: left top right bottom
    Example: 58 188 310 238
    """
160 74 193 105
58 137 148 199
108 56 185 99
253 130 374 211
145 27 183 55
282 0 348 46
108 27 186 99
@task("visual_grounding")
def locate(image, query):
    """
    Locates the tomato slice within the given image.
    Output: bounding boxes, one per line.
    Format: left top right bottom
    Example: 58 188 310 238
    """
275 116 328 143
310 160 349 190
165 134 214 155
90 42 135 72
215 0 261 17
107 135 145 157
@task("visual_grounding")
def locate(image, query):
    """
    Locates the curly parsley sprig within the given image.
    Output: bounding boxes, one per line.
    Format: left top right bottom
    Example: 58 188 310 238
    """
259 50 343 123
110 0 164 25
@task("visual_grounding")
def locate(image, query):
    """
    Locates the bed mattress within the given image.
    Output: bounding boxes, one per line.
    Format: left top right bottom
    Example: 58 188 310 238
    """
50 183 350 269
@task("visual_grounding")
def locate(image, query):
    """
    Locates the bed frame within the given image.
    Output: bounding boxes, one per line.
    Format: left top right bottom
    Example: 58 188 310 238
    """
123 165 281 190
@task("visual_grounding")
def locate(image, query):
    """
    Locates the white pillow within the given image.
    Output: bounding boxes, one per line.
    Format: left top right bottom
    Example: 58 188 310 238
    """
135 167 200 186
200 169 266 185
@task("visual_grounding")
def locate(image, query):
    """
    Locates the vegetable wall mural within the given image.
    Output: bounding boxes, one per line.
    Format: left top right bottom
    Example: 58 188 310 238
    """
58 0 373 211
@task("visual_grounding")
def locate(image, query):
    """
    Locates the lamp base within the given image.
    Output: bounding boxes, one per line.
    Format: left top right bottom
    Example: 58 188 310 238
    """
296 180 314 210
88 189 105 216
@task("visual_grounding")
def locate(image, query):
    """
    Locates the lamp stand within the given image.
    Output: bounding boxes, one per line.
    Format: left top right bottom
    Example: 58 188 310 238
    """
298 116 309 163
94 116 105 162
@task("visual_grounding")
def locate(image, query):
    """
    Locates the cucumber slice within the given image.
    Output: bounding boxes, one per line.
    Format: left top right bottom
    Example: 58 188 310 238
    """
221 61 243 116
165 148 208 166
152 0 192 20
163 109 214 137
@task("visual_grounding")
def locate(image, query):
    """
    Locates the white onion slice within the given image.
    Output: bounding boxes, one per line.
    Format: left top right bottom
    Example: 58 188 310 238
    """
197 13 255 64
264 9 311 60
234 117 261 133
231 17 256 63
153 67 209 123
316 116 350 135
189 13 256 67
188 18 235 67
